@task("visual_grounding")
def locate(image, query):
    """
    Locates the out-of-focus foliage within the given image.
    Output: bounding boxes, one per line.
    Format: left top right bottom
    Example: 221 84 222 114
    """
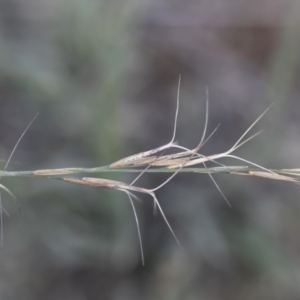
0 0 300 299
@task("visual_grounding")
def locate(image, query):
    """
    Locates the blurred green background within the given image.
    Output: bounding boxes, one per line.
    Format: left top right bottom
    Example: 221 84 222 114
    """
0 0 300 299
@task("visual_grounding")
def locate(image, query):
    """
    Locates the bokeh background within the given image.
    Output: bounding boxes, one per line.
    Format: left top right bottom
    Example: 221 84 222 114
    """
0 0 300 299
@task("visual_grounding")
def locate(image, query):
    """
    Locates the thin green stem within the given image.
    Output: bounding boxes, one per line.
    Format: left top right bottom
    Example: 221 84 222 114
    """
0 166 299 178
